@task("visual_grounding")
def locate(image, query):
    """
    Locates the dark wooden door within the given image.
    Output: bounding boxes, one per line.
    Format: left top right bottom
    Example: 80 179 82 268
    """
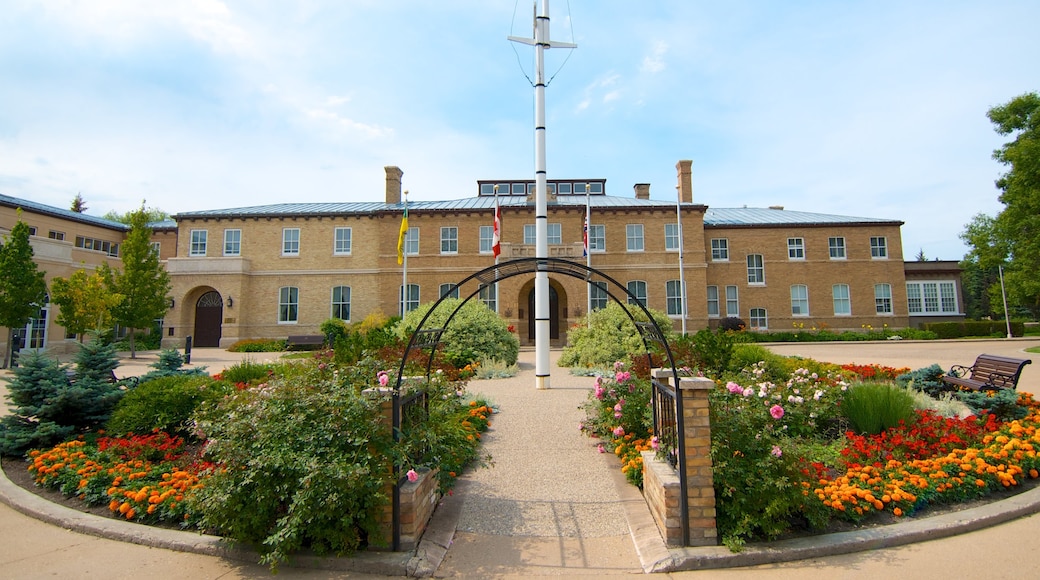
193 291 223 347
526 286 559 340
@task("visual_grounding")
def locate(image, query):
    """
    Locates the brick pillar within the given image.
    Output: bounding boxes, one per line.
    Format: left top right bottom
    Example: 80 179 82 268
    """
679 375 717 546
362 387 395 549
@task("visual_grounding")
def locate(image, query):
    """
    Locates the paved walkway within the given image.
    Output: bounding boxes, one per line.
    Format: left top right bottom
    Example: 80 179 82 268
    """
2 340 1040 578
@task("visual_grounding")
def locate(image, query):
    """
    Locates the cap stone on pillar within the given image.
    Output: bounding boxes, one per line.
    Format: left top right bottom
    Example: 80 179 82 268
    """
634 183 651 200
676 159 693 203
385 166 403 205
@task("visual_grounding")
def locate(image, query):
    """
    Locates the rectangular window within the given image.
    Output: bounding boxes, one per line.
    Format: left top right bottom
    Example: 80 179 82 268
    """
512 183 525 195
479 284 497 311
149 241 161 256
590 281 608 311
279 287 299 323
224 229 241 256
710 238 729 261
400 284 419 315
27 226 37 236
791 284 809 316
829 237 846 259
190 230 208 256
440 227 458 254
589 224 605 252
833 284 851 316
282 228 300 256
627 280 647 307
726 285 739 317
440 283 459 299
48 230 65 241
906 281 959 315
870 236 888 259
664 223 680 251
331 286 351 321
523 224 536 245
747 254 765 285
788 238 805 260
750 308 768 330
334 227 352 255
666 280 683 316
707 285 720 317
626 224 644 252
875 283 893 314
557 182 572 194
479 225 494 254
405 226 419 255
547 223 562 245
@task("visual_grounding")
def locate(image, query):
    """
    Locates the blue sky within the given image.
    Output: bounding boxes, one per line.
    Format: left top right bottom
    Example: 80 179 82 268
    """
1 1 1037 260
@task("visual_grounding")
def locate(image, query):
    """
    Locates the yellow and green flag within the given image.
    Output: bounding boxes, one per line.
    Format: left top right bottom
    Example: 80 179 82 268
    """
396 205 409 265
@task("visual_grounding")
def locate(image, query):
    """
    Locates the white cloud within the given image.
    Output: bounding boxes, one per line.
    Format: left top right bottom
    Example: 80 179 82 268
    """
640 40 667 73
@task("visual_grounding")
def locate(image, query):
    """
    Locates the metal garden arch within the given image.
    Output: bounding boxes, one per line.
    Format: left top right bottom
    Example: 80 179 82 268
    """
391 257 691 548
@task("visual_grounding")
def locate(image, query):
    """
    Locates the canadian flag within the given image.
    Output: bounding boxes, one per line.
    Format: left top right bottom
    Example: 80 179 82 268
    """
582 209 589 257
492 201 502 258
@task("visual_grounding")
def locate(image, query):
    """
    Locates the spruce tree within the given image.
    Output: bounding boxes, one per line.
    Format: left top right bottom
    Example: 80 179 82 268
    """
0 352 75 455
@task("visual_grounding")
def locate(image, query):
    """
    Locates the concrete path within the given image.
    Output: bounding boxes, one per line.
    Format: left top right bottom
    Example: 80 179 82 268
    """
2 339 1040 578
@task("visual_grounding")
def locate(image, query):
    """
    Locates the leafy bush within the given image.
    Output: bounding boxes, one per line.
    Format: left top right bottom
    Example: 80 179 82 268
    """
924 320 1025 339
684 328 734 379
106 375 228 438
395 297 518 367
319 318 348 346
841 382 917 435
719 317 746 332
134 348 208 383
190 372 396 566
559 302 674 369
727 343 792 382
1 350 124 456
579 362 654 487
227 338 288 352
895 364 947 397
474 356 519 379
218 358 278 384
956 388 1029 421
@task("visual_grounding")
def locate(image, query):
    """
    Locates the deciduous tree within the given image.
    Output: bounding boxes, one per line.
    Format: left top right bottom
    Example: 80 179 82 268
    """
0 216 48 368
49 267 123 342
108 207 171 358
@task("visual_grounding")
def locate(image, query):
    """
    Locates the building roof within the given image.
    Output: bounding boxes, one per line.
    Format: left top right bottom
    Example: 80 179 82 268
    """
0 192 129 231
173 195 902 226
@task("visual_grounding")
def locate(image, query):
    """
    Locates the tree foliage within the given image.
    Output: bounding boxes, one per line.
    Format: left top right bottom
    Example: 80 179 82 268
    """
108 207 171 357
961 92 1040 319
101 205 169 224
558 301 675 369
395 297 518 367
0 216 49 368
70 193 87 213
49 267 123 341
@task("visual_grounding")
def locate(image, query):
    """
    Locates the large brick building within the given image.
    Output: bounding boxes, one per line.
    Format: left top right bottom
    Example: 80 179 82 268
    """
1 161 964 355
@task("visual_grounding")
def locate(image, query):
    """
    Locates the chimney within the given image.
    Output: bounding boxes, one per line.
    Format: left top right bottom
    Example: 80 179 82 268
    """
634 183 650 200
676 159 693 203
385 166 403 205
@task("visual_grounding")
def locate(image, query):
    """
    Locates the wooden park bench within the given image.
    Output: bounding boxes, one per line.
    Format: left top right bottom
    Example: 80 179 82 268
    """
942 354 1032 392
286 334 325 351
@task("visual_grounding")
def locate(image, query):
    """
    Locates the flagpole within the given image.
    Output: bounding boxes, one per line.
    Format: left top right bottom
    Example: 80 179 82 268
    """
585 182 591 329
401 190 408 316
494 185 500 314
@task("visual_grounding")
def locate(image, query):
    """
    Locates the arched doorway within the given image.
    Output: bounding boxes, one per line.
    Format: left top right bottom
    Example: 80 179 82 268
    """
193 291 223 347
526 285 559 340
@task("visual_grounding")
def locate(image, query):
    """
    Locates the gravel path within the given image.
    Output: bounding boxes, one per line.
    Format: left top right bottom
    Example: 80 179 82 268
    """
454 349 631 539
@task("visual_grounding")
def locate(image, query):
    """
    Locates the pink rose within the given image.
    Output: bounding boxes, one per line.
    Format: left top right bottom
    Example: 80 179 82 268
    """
612 426 625 437
769 405 785 420
406 469 418 483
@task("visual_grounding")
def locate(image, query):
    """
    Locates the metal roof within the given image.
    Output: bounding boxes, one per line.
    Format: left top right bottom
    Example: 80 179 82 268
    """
174 196 899 226
704 207 901 226
0 193 129 231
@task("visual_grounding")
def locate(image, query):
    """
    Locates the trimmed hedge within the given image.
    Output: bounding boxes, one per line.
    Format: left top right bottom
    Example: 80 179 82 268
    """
922 320 1025 339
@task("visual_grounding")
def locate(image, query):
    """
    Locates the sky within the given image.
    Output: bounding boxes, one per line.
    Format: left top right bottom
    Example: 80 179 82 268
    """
1 0 1038 261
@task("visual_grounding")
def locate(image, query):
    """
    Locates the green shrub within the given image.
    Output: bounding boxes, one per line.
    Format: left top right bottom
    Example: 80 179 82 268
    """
227 339 288 352
0 350 124 456
559 302 674 369
841 382 917 435
719 317 746 332
727 343 791 382
134 348 208 383
923 320 1025 339
189 373 396 567
106 375 228 438
956 389 1029 422
895 364 947 397
219 358 278 384
395 297 519 367
473 357 519 379
319 318 349 346
685 328 734 379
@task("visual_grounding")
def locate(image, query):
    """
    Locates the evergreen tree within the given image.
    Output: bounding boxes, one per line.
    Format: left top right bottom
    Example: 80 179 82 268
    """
0 215 49 368
108 207 171 358
70 193 88 213
73 338 121 384
0 352 76 455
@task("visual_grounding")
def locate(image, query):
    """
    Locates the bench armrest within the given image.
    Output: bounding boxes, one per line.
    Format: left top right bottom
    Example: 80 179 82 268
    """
948 364 972 378
985 371 1017 389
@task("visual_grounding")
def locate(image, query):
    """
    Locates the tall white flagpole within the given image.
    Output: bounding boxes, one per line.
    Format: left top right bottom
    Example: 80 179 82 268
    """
493 185 501 313
585 182 591 328
510 0 575 389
